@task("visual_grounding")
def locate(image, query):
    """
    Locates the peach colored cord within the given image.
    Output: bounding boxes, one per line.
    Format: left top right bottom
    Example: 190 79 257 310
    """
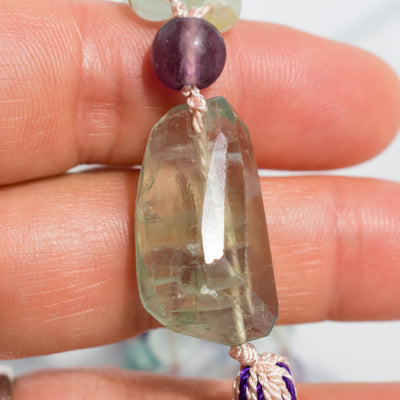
170 0 213 134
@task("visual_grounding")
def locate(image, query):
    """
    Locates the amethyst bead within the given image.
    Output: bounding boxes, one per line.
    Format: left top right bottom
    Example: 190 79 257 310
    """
151 17 226 90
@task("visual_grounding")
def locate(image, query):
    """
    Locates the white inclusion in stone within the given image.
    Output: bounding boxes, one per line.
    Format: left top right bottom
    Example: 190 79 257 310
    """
201 132 228 264
200 285 218 298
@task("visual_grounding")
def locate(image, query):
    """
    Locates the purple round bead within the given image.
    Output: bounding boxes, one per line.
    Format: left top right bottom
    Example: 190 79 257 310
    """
151 17 226 90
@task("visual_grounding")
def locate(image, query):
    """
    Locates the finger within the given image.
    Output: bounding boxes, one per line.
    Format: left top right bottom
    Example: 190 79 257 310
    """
0 0 399 185
1 171 399 358
12 369 400 400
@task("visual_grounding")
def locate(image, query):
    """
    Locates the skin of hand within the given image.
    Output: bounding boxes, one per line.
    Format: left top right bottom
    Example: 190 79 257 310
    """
0 0 400 398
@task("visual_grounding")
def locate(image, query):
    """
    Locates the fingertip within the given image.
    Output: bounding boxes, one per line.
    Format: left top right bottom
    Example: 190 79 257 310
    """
1 2 399 183
343 48 400 165
217 22 400 169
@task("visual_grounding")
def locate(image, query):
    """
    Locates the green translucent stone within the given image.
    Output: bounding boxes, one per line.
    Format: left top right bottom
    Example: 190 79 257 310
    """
185 0 241 32
135 97 278 346
128 0 241 32
128 0 171 22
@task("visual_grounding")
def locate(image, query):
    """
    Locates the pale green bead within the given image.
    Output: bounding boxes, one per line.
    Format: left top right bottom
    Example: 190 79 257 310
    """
185 0 241 32
128 0 172 22
128 0 241 32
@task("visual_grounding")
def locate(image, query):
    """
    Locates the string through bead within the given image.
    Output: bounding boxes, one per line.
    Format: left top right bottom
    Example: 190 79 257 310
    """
229 343 297 400
182 85 207 134
169 0 214 134
189 3 213 19
170 0 213 19
170 0 187 17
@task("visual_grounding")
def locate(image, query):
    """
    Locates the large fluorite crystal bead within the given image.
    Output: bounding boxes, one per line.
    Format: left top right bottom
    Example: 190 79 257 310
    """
135 97 278 346
128 0 241 32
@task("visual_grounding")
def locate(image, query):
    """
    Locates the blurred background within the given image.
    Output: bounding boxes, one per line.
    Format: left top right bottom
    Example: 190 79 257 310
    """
2 0 400 384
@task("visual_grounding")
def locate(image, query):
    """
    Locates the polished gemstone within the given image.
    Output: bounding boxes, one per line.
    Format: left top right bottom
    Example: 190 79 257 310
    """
135 97 278 346
203 0 240 32
128 0 172 21
151 18 226 90
128 0 241 32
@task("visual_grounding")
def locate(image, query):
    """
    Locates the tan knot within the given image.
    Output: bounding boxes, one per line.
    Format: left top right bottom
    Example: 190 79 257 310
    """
170 0 187 17
170 0 213 19
182 85 207 134
229 343 259 367
188 3 213 19
183 86 207 113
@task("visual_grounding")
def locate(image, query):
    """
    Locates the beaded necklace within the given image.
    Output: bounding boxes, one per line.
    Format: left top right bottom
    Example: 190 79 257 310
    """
129 1 297 399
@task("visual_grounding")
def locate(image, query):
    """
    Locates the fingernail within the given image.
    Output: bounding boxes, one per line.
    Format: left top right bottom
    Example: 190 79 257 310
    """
0 366 13 400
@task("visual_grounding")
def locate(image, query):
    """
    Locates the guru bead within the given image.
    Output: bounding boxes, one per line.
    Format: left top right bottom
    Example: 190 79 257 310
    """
151 17 226 90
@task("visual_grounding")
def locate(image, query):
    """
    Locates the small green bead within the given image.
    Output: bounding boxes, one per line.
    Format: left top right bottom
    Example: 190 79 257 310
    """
128 0 172 22
186 0 241 32
128 0 241 32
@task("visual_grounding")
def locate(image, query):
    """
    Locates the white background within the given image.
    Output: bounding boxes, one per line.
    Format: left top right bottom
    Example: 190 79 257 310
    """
241 0 400 383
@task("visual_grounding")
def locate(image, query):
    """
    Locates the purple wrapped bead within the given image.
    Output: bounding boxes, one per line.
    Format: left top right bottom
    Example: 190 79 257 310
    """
151 17 226 90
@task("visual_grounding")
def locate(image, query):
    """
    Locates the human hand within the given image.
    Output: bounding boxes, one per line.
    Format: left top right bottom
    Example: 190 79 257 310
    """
1 0 400 398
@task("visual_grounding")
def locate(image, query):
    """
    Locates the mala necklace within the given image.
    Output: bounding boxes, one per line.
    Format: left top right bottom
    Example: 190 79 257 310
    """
129 1 297 399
